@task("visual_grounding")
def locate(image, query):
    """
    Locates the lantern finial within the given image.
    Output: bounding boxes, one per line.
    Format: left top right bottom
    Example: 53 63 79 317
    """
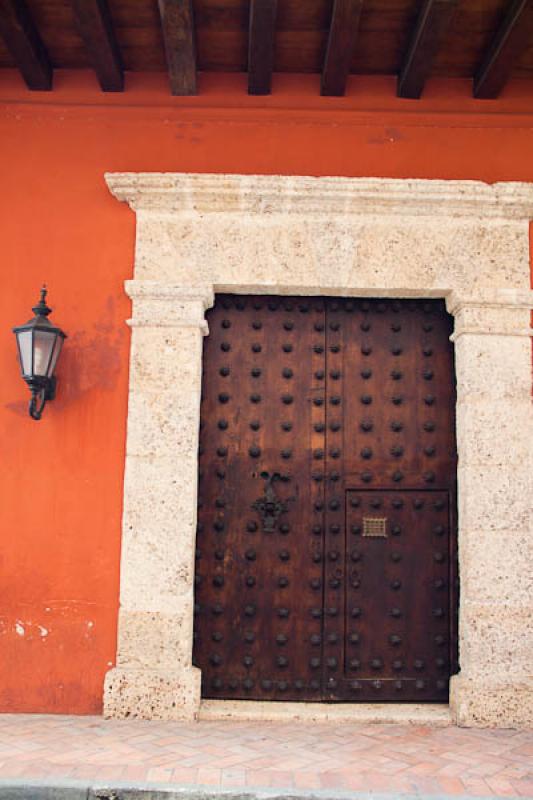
32 285 52 318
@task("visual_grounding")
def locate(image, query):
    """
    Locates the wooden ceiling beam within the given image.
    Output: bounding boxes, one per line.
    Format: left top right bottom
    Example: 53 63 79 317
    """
321 0 364 96
0 0 52 90
158 0 196 95
248 0 278 95
474 0 533 99
71 0 123 92
398 0 458 99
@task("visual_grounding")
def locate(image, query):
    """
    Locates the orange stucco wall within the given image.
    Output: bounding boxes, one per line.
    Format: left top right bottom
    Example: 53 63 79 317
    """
1 70 532 714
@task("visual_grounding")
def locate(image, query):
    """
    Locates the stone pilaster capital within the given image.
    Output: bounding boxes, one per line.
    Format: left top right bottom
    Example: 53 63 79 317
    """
125 281 214 331
446 289 533 340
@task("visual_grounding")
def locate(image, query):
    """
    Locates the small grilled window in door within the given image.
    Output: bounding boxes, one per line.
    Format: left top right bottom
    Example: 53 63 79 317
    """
363 517 388 538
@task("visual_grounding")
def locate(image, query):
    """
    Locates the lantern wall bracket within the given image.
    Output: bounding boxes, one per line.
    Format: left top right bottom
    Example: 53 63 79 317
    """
29 376 57 420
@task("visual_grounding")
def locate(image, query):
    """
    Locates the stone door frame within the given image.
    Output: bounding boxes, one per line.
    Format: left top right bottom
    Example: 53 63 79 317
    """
103 173 533 727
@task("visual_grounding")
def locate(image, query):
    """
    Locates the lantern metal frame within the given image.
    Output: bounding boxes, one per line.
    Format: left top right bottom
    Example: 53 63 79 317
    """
13 287 67 420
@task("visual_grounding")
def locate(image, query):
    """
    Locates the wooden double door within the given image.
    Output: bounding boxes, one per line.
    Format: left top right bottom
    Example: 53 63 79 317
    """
193 296 458 702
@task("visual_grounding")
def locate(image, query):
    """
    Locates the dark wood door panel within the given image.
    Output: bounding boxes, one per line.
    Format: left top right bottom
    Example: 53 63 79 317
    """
327 298 456 490
194 295 327 701
330 489 451 703
321 297 457 702
193 295 457 703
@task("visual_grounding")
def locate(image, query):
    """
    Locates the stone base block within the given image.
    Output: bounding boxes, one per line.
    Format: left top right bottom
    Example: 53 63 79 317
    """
103 666 201 720
450 674 533 728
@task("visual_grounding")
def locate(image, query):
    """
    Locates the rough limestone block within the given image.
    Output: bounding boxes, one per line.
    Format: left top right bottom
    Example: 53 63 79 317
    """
116 609 194 670
454 333 532 400
456 398 532 466
104 666 201 721
128 327 205 394
126 389 202 459
459 528 532 606
457 464 531 533
457 603 533 680
450 675 533 728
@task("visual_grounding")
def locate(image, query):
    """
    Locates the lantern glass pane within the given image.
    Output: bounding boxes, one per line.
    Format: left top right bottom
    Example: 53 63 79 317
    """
33 330 57 377
17 330 33 376
48 335 63 377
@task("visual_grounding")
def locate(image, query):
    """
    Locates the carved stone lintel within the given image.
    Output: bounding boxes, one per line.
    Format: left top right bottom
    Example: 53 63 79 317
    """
105 173 533 219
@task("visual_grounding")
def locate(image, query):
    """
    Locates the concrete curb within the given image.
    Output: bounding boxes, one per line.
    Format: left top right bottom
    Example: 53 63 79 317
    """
0 779 528 800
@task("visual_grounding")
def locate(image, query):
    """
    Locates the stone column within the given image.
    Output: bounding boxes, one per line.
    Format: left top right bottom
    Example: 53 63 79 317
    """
448 290 533 728
104 281 214 720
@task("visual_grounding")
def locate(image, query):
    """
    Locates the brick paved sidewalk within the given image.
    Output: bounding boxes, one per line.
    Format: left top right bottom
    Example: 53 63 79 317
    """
0 715 531 798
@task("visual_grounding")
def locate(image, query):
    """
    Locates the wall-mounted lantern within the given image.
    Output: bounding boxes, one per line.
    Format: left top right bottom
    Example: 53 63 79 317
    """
13 287 67 420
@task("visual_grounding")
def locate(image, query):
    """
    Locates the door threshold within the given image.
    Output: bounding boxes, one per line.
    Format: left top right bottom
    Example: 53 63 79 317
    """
199 700 452 725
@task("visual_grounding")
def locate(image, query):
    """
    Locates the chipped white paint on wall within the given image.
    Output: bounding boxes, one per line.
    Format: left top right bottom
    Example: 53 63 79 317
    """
13 621 49 638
